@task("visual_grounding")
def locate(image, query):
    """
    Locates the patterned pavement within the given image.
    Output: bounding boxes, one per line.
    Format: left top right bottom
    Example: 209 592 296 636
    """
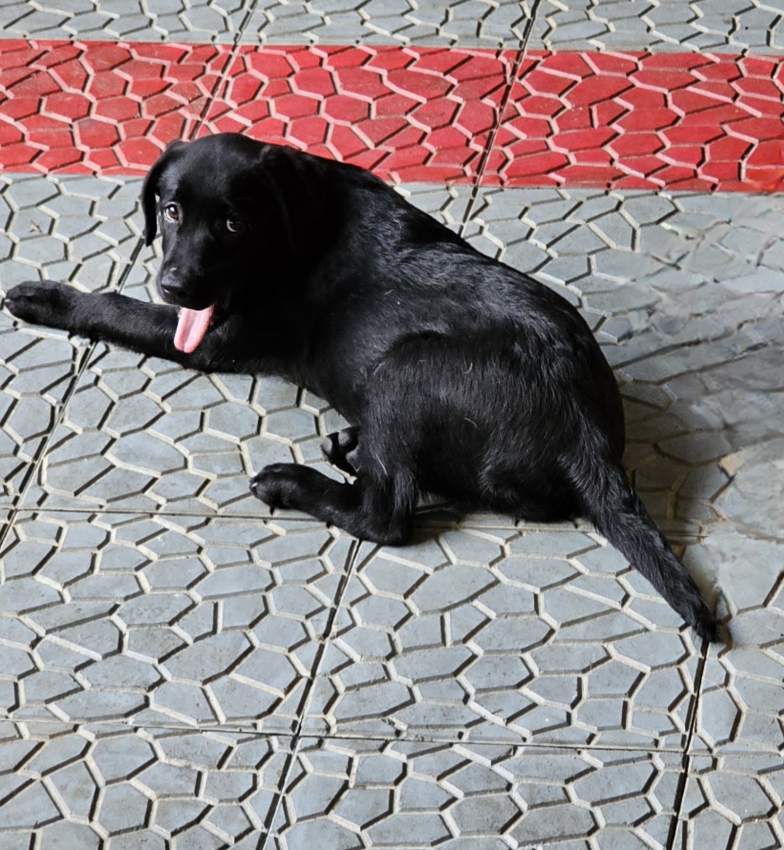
0 2 783 848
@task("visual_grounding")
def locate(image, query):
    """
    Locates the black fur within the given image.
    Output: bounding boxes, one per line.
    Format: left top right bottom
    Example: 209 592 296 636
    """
3 133 717 641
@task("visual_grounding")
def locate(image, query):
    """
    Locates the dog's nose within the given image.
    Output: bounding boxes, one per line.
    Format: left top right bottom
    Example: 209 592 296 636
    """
160 267 184 300
160 280 184 299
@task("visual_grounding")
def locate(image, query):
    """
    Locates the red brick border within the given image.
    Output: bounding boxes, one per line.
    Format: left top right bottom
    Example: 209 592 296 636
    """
1 39 782 191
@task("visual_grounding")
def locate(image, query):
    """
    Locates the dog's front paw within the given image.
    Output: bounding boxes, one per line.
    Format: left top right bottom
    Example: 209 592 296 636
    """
4 280 79 329
249 463 305 510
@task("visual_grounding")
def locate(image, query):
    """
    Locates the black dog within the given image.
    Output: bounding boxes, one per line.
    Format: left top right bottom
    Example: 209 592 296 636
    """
4 133 716 640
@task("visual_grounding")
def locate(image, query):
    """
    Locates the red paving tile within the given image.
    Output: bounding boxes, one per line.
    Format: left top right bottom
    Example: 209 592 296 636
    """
493 51 784 192
0 39 782 191
0 39 231 173
196 44 511 183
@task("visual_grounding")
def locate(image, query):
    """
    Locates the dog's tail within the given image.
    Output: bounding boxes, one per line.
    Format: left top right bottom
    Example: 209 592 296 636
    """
568 439 717 642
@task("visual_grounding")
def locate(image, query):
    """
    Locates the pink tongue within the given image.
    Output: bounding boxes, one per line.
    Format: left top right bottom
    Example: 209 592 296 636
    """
174 305 215 353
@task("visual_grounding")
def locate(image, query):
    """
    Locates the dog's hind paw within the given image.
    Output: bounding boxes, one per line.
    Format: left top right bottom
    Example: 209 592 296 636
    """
321 426 360 475
250 463 310 510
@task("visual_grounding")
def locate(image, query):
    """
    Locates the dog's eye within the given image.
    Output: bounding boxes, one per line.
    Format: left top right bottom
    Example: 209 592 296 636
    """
226 219 243 233
163 203 180 224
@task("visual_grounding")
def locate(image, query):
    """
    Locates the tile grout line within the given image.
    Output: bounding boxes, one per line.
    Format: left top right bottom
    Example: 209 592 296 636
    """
3 711 739 755
0 501 712 541
665 635 711 850
258 537 363 849
458 0 543 238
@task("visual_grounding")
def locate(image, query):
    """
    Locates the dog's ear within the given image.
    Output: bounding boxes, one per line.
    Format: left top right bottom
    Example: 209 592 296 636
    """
254 144 330 260
142 141 188 246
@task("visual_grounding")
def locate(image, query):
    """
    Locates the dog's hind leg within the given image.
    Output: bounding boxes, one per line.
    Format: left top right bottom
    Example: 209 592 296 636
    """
321 426 361 475
250 440 416 545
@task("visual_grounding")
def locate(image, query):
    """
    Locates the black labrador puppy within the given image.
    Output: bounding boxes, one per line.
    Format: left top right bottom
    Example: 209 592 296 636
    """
4 133 716 640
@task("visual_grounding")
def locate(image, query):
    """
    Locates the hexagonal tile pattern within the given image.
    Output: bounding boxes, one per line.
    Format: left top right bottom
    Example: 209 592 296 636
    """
22 344 353 515
489 52 784 191
198 44 512 184
269 737 683 849
243 0 534 46
685 530 784 753
0 0 250 42
303 526 701 747
22 184 473 516
0 39 231 173
676 754 784 849
0 511 353 730
530 0 784 53
0 309 85 505
0 174 143 288
0 720 292 848
0 175 143 505
463 187 784 536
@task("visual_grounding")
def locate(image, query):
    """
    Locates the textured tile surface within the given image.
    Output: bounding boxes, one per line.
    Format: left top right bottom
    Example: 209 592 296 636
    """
490 51 784 192
530 0 784 53
270 737 683 849
304 527 700 747
0 720 291 848
0 174 143 289
0 39 231 173
0 0 251 41
686 530 784 754
464 187 784 536
199 44 511 184
0 175 142 504
677 753 784 849
0 511 353 730
243 0 534 46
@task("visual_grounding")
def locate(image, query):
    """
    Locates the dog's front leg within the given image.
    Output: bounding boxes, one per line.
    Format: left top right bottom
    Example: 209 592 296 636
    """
4 281 224 371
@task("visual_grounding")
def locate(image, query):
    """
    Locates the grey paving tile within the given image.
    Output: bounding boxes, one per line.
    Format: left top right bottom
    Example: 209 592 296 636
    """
0 510 353 731
685 529 784 754
22 341 353 516
465 187 784 537
0 174 143 290
529 0 784 52
675 753 784 849
0 175 142 506
0 719 292 848
0 0 249 41
242 0 533 46
0 309 85 506
303 525 701 748
269 736 683 849
23 184 473 517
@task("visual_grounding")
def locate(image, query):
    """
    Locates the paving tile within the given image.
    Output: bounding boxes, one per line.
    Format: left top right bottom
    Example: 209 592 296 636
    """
488 52 784 192
675 753 784 849
0 510 354 730
463 187 784 536
0 174 143 288
198 44 512 184
0 39 231 174
685 529 784 754
530 0 784 53
303 526 701 748
0 719 292 848
268 736 683 848
0 174 142 505
22 184 473 517
0 0 250 42
243 0 534 46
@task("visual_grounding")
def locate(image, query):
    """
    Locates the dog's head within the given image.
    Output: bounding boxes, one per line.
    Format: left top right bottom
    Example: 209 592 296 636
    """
142 133 324 352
